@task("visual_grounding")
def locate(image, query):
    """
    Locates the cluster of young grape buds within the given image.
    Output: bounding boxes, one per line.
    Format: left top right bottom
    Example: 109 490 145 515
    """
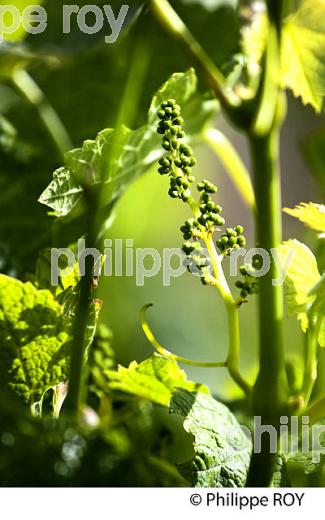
235 263 259 300
197 181 225 229
156 99 250 290
157 99 196 202
216 225 246 254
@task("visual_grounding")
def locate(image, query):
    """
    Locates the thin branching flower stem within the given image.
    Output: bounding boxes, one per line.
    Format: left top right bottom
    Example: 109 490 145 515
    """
204 236 251 395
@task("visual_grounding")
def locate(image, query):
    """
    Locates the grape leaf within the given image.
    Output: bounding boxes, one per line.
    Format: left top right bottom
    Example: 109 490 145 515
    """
105 353 208 407
284 202 325 233
278 239 321 331
281 0 325 112
0 274 72 404
38 69 219 220
170 389 251 487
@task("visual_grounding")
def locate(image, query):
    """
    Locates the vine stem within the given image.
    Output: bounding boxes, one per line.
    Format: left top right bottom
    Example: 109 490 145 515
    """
148 0 239 110
202 127 256 211
64 240 94 415
246 119 289 486
244 0 290 484
64 186 97 416
12 69 73 158
204 236 251 395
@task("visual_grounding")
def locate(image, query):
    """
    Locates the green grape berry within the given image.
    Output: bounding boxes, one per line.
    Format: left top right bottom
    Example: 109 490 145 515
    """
237 236 246 246
235 225 244 235
226 227 237 237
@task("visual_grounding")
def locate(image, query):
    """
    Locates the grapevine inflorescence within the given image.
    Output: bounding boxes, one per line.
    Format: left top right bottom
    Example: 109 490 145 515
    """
157 99 256 297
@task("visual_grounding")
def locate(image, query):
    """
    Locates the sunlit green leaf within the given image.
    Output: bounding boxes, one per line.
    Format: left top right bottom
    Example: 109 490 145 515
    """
281 0 325 112
278 239 321 331
105 354 208 407
284 202 325 233
0 274 72 404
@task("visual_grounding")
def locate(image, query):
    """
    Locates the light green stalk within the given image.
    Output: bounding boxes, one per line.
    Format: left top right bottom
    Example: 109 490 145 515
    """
12 69 73 157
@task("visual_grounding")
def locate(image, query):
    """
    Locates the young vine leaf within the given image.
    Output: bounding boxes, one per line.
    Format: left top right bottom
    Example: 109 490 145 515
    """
281 0 325 112
284 202 325 234
278 239 324 346
170 389 251 487
39 69 218 226
105 353 208 407
0 274 72 404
